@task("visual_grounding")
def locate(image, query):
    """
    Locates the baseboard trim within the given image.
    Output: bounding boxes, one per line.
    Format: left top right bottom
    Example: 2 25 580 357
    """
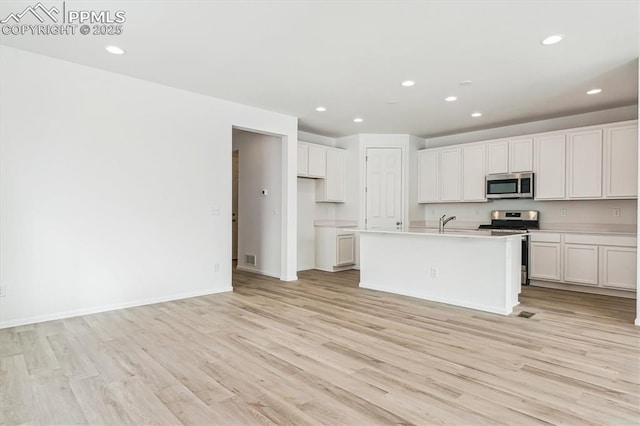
236 265 280 279
359 282 513 316
0 286 233 329
530 280 636 299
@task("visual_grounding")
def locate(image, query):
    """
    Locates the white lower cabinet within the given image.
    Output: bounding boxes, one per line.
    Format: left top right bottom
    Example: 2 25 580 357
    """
529 232 637 293
530 242 562 281
563 244 598 286
315 227 355 272
599 246 637 290
529 232 562 281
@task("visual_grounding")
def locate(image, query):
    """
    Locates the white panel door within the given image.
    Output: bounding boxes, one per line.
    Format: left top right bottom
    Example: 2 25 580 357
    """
603 124 638 198
366 148 403 230
567 129 603 199
440 148 462 202
418 150 439 203
534 134 566 200
462 144 486 201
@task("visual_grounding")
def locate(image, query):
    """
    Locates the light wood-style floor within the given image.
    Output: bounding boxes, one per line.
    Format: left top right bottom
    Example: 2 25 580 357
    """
1 267 639 425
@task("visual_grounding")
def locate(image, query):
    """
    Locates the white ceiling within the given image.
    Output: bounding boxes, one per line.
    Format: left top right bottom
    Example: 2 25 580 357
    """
1 1 638 138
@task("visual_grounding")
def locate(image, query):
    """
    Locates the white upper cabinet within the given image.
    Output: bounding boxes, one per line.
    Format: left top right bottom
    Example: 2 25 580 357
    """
307 144 327 178
487 138 533 174
298 143 309 176
418 149 439 203
534 134 566 200
566 129 603 199
298 142 326 178
509 138 533 172
487 140 509 174
440 148 462 202
417 148 462 203
603 123 638 199
462 144 486 201
316 147 345 202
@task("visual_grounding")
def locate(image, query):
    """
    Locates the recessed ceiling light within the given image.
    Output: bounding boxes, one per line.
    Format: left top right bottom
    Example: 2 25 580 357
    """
445 96 458 102
541 34 564 45
387 100 398 104
401 80 415 87
471 112 482 118
315 106 326 112
353 118 364 123
459 80 473 86
105 45 125 55
586 88 602 95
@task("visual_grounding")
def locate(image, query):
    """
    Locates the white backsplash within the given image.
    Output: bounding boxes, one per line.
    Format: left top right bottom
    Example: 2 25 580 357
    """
418 199 637 230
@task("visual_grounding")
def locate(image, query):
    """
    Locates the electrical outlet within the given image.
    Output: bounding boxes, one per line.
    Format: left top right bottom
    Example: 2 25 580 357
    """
0 286 5 297
214 263 220 273
430 267 437 278
613 208 620 217
560 209 567 217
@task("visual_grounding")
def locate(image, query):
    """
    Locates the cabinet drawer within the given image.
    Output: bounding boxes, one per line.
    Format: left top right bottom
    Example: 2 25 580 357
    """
529 232 561 243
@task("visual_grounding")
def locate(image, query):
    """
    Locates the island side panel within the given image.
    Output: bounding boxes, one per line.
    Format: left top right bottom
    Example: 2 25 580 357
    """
359 232 517 315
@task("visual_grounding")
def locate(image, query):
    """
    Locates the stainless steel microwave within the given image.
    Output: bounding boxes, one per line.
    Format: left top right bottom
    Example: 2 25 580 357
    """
486 173 534 199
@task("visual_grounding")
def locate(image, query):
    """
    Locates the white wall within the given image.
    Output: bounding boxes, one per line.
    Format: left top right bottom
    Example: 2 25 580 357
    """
0 47 298 328
232 130 282 277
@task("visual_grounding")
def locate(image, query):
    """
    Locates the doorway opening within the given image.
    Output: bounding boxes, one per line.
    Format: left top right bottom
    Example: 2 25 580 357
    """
231 128 283 282
232 150 239 262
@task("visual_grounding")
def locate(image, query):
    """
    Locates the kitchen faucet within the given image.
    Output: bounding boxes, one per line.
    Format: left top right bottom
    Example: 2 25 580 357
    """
438 214 457 233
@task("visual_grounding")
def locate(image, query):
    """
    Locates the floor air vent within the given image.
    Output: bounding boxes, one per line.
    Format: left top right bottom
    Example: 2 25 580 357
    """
244 254 256 266
518 311 536 318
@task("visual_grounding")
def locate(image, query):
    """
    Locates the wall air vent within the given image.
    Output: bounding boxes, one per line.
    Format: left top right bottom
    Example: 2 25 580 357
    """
244 254 256 266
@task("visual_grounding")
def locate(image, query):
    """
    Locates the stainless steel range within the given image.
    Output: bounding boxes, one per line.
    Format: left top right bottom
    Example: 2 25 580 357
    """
478 210 539 284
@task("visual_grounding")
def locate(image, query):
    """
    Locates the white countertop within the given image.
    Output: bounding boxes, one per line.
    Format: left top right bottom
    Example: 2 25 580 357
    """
314 220 358 228
358 228 526 239
409 222 636 237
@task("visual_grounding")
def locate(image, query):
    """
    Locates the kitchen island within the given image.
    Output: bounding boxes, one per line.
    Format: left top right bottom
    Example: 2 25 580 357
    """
358 229 524 315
